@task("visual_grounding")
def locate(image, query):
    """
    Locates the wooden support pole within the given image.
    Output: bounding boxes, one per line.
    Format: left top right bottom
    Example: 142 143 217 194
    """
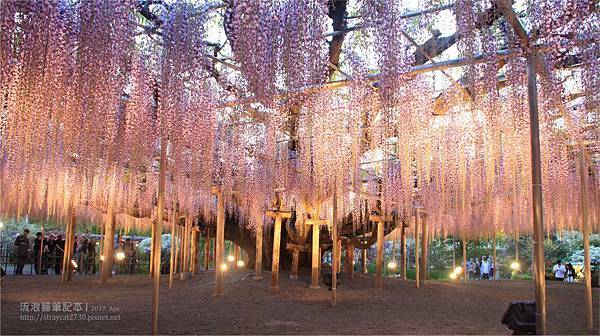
578 143 593 333
268 211 291 291
346 242 355 280
332 187 338 306
375 216 385 289
174 225 180 275
190 229 198 275
175 227 180 273
204 232 210 271
308 219 324 289
100 207 115 284
271 216 282 291
151 141 166 335
169 216 176 289
401 224 406 280
362 248 368 274
254 223 263 280
182 216 191 278
527 53 547 335
493 235 497 281
61 207 76 282
213 188 225 296
420 214 429 283
290 249 299 280
149 218 155 276
462 234 467 285
414 211 420 288
336 240 342 272
211 237 215 268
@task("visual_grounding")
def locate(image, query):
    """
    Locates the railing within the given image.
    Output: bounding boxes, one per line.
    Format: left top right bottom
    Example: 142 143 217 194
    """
0 250 190 276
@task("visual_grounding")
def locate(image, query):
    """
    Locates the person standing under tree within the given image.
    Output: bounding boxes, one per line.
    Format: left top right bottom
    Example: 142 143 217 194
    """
553 260 566 281
86 238 97 275
13 229 30 275
124 238 136 274
480 256 491 280
33 232 49 275
565 263 576 283
54 235 65 275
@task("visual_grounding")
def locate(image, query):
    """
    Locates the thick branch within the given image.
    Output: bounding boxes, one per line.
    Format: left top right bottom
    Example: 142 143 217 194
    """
327 0 348 76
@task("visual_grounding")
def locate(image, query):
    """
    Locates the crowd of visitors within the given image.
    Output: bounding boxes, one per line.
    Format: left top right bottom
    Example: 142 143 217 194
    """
465 255 495 280
10 228 139 276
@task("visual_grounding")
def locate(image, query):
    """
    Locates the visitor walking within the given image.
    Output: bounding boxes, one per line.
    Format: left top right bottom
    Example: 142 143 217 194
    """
13 229 30 275
480 256 490 280
467 258 475 280
565 263 576 283
553 260 566 281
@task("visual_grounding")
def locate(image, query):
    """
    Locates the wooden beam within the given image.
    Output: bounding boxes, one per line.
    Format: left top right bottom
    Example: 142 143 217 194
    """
306 219 327 289
254 223 263 280
151 141 166 335
578 143 593 333
371 214 385 289
61 207 76 282
217 49 516 109
213 187 225 296
101 206 115 284
267 210 292 292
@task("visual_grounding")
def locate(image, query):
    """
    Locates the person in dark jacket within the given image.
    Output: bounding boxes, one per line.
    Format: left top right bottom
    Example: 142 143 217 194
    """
85 238 97 275
14 229 30 275
47 235 56 274
33 232 49 275
54 235 65 275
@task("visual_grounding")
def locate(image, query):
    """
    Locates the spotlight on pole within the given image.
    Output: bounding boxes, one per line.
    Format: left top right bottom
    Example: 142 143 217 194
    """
116 252 125 261
387 261 397 269
70 259 78 269
510 262 520 271
99 255 105 261
220 263 228 271
454 266 462 274
236 260 244 267
227 255 235 262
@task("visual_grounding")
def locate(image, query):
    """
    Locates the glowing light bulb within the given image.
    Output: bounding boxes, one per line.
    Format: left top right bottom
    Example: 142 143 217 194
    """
116 252 125 261
227 255 235 262
220 263 228 271
99 255 105 261
237 260 245 267
70 260 78 269
510 262 520 270
387 261 397 269
449 272 457 280
454 266 462 274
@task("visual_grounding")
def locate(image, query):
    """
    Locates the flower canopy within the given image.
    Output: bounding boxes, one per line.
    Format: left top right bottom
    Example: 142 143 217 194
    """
0 0 598 238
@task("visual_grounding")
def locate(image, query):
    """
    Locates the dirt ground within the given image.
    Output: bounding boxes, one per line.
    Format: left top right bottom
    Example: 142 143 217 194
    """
1 270 598 335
